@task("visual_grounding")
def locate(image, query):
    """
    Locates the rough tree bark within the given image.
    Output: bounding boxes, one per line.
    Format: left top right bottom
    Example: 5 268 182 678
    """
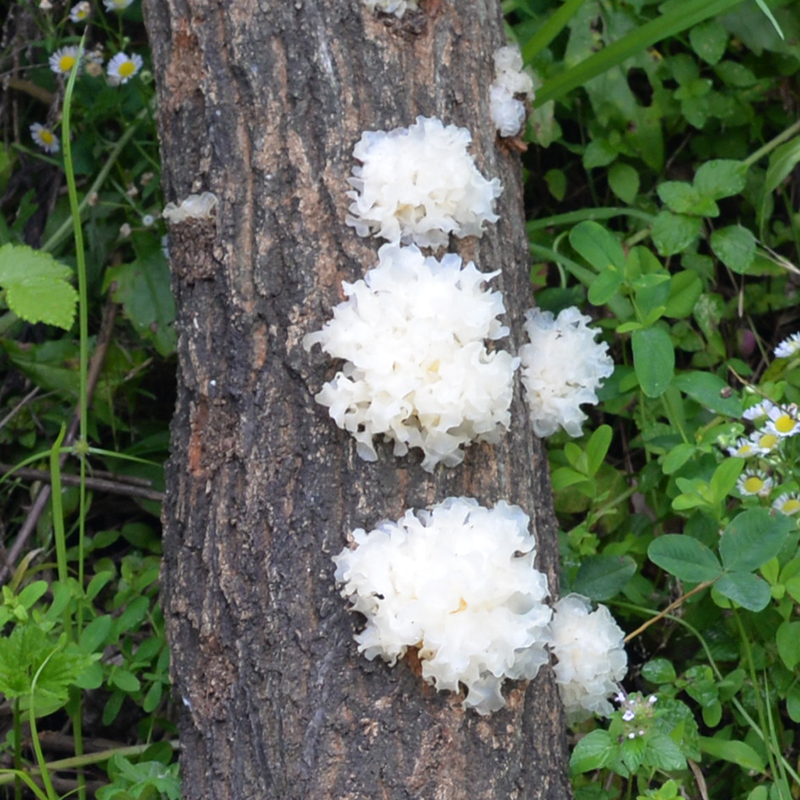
142 1 573 798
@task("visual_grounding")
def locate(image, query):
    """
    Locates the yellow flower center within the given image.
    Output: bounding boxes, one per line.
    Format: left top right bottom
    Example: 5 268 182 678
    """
782 499 800 514
743 476 764 494
118 60 136 78
775 414 796 434
59 54 76 72
756 433 778 450
40 130 54 145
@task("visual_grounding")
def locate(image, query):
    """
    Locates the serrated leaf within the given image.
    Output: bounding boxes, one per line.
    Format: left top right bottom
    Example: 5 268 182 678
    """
657 182 719 216
573 555 636 601
0 624 95 715
570 729 616 774
645 734 687 771
710 225 756 274
689 20 728 65
651 211 701 257
632 327 674 398
0 244 78 329
694 159 747 200
104 235 176 356
648 535 722 583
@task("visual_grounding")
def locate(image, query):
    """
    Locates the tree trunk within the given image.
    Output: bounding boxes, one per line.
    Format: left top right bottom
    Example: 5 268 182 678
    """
142 1 573 798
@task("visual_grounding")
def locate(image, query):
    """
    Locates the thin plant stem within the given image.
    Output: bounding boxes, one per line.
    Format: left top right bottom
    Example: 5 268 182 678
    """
29 656 60 800
743 118 800 168
60 39 88 800
622 580 714 643
13 699 21 800
527 206 654 232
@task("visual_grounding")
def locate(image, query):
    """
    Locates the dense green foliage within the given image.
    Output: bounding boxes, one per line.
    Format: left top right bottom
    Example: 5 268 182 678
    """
0 0 798 798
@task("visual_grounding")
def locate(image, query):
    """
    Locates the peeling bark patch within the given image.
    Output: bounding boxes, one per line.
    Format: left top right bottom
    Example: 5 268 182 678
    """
188 632 238 723
187 397 239 478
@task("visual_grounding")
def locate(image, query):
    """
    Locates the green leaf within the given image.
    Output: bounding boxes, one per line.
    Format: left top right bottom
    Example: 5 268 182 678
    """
0 624 94 715
551 467 590 490
651 211 701 257
632 327 674 398
569 221 626 272
649 535 722 583
693 160 747 200
709 458 744 504
763 136 800 196
570 729 616 774
583 140 618 170
710 225 756 274
662 443 696 475
665 271 703 318
689 19 728 65
719 508 793 572
80 615 114 654
585 425 613 477
644 734 687 771
671 371 742 417
642 657 677 684
110 668 141 693
0 244 78 329
608 163 639 204
657 182 719 217
776 621 800 670
104 235 176 356
573 555 636 601
699 736 766 773
715 572 771 612
545 169 567 201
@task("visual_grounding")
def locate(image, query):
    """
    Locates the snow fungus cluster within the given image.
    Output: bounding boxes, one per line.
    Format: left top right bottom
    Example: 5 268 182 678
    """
306 86 624 716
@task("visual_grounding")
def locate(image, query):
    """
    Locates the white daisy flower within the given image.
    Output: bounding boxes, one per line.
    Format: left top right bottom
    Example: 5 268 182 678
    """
107 52 143 85
30 123 60 154
748 429 780 454
775 332 800 359
742 399 776 421
103 0 134 9
69 1 91 22
49 45 81 75
773 493 800 516
765 404 800 438
736 470 773 497
726 437 760 458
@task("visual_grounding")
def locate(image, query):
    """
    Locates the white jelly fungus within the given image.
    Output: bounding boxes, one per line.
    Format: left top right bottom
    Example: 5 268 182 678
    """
490 45 535 138
162 192 218 223
333 497 552 715
519 306 614 437
363 0 418 16
548 594 627 721
345 116 502 248
304 243 518 471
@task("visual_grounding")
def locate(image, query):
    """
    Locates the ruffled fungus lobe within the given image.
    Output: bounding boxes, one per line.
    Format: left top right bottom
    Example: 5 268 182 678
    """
490 45 535 138
548 594 627 721
162 192 218 224
519 306 614 437
363 0 418 16
345 117 503 248
333 497 552 715
304 243 518 471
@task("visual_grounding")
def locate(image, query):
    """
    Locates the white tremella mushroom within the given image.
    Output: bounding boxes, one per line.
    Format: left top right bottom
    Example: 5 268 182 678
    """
519 306 614 437
548 593 628 721
363 0 418 16
333 497 552 715
345 116 503 248
490 44 535 138
304 243 519 471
